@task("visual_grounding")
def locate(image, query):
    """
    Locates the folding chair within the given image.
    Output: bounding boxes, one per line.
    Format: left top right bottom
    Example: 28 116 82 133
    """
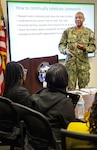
60 128 97 150
0 96 24 150
12 102 56 150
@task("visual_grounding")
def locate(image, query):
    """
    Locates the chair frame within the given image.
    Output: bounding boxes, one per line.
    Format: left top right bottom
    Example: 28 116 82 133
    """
0 96 24 150
60 128 97 150
12 102 56 150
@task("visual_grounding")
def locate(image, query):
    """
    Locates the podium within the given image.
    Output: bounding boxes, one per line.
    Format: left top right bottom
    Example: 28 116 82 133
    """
18 55 58 94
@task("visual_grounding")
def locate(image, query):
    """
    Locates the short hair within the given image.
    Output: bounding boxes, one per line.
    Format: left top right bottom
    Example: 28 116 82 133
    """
75 12 85 18
4 61 24 89
45 63 68 90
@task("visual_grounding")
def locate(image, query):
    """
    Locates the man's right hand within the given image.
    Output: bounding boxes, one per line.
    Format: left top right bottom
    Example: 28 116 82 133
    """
75 43 86 51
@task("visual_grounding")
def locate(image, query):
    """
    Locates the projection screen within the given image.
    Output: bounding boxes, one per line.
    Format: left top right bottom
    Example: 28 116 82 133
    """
7 1 95 61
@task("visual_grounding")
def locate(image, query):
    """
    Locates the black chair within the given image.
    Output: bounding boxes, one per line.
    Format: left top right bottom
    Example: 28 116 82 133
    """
12 102 56 150
0 96 24 150
60 128 97 150
66 92 80 108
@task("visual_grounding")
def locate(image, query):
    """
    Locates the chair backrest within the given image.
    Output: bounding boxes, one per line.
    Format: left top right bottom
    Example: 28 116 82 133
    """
0 96 24 150
12 102 55 150
60 128 97 150
66 92 80 108
0 96 17 132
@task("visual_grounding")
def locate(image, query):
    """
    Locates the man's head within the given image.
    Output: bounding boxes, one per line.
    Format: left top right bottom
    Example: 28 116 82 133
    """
75 12 85 28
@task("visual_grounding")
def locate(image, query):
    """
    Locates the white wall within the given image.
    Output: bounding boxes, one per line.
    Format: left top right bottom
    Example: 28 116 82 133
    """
2 0 97 88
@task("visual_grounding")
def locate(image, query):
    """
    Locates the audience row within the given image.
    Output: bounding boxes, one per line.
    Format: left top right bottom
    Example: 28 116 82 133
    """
2 61 97 149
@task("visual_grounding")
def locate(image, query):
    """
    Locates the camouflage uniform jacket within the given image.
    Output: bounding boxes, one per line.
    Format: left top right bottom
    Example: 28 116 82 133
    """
58 26 96 70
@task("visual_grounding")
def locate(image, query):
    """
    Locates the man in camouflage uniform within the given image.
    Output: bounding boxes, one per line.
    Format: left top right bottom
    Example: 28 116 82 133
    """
58 12 96 90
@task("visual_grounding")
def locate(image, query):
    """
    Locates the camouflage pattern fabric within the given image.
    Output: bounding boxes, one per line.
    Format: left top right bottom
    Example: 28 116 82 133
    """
58 26 96 90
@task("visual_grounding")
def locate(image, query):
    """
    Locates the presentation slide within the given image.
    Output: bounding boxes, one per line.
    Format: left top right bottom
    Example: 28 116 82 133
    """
7 1 95 61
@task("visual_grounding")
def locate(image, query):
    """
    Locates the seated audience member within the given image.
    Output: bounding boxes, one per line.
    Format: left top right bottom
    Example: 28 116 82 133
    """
89 92 97 134
66 92 97 149
3 61 33 108
31 63 76 141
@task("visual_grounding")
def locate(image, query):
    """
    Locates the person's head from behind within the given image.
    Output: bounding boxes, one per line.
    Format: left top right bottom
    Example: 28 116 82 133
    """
4 61 25 89
45 63 68 91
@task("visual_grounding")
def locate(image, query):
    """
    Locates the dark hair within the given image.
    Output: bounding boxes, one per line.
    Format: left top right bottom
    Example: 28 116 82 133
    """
89 93 97 134
4 61 24 90
45 63 68 90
